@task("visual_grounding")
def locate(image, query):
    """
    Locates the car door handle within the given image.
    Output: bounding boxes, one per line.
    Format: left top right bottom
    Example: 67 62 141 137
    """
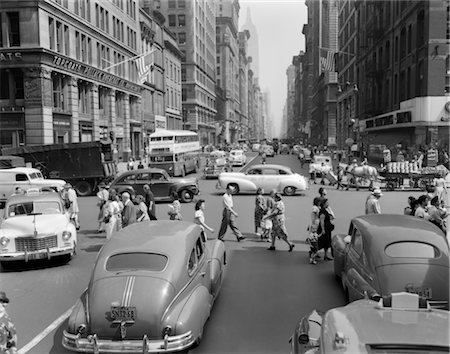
200 272 206 277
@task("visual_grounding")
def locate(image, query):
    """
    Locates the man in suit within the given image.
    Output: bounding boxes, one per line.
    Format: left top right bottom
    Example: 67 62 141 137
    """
121 192 137 227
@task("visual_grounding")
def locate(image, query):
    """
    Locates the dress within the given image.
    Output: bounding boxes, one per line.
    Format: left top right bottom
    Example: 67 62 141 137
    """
271 200 288 240
137 201 150 222
169 200 182 220
254 194 266 230
318 207 333 250
434 177 447 203
105 200 121 239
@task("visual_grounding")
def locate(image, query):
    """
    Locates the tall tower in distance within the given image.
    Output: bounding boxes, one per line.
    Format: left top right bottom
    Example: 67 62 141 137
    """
241 7 259 78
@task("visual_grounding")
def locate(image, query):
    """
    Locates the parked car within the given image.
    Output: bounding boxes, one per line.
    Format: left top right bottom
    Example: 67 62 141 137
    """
252 143 261 152
332 214 449 309
209 150 227 159
228 149 247 167
298 148 312 162
280 144 291 154
217 164 308 196
62 221 226 353
309 155 333 176
108 168 199 203
290 292 450 354
203 157 232 179
0 190 77 265
0 167 66 209
260 145 275 157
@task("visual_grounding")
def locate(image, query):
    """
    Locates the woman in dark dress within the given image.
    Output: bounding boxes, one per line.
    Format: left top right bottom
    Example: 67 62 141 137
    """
318 198 334 260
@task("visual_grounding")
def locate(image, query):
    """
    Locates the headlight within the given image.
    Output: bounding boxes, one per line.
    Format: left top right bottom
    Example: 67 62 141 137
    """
0 237 10 247
62 231 72 240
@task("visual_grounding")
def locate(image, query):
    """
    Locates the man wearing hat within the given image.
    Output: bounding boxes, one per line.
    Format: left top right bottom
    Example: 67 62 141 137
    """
96 182 109 233
365 188 382 215
0 291 17 354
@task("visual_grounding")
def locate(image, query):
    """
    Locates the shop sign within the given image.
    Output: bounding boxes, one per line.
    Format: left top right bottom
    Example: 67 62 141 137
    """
155 115 166 131
0 52 22 61
427 148 438 167
52 55 141 93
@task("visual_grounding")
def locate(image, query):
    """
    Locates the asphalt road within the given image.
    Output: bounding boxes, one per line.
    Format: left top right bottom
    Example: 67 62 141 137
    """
1 152 429 354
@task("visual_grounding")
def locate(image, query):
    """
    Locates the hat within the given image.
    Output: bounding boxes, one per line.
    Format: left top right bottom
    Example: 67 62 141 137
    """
0 291 9 304
64 183 72 189
274 192 282 200
372 188 383 196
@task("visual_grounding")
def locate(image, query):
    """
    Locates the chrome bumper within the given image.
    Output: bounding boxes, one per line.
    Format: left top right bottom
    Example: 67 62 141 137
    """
62 330 194 353
0 246 75 262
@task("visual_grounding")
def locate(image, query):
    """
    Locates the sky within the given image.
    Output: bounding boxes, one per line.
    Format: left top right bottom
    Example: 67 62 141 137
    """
238 0 307 138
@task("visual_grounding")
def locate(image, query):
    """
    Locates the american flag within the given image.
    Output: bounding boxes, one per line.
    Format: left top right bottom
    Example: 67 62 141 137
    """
135 52 153 84
320 49 336 72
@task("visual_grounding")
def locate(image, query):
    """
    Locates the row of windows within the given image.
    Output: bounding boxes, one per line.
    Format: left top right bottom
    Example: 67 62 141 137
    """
168 0 186 9
168 14 186 27
166 87 181 110
165 58 181 84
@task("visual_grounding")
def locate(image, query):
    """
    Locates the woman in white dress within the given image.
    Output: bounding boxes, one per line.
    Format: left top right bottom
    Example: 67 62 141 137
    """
194 199 214 236
104 194 121 240
135 195 150 222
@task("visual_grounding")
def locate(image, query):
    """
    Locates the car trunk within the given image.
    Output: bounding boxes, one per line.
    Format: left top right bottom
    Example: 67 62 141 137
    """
88 275 175 339
376 263 449 309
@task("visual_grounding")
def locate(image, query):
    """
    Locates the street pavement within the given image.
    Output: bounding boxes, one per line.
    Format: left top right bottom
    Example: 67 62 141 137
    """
0 153 441 354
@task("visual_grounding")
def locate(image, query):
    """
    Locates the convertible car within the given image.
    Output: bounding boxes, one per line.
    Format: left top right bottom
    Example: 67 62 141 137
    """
290 292 450 354
217 164 308 195
332 214 449 309
0 190 77 265
62 221 226 353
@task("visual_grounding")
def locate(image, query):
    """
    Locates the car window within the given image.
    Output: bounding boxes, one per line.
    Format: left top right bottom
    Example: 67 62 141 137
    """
136 173 151 181
151 172 167 181
8 201 61 217
278 169 289 175
385 242 440 258
261 169 277 175
106 253 168 272
351 228 363 255
247 169 262 175
15 174 28 182
121 174 136 183
187 248 197 275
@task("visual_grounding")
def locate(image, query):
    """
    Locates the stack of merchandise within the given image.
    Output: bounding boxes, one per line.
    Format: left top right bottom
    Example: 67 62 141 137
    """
386 161 420 174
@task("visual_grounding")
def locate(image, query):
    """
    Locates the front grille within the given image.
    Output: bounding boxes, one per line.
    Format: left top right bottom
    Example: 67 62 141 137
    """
15 235 57 252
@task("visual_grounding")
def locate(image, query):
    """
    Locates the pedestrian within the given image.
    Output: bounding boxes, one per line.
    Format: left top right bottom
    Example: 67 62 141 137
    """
254 187 266 238
0 291 17 354
265 193 295 252
194 199 214 235
261 190 276 242
336 165 345 190
62 183 80 230
217 185 246 242
309 162 316 184
414 195 430 220
135 194 150 222
127 157 134 170
143 184 157 220
433 174 447 204
317 198 334 260
365 188 382 215
261 150 267 164
96 182 109 233
428 196 448 232
404 196 417 216
104 193 121 239
168 192 182 220
121 192 137 227
317 187 327 205
137 160 144 169
307 197 322 264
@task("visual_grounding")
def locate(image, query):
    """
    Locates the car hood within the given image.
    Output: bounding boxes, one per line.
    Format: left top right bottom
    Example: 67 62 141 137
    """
170 177 197 185
0 214 69 237
376 264 449 307
88 275 176 339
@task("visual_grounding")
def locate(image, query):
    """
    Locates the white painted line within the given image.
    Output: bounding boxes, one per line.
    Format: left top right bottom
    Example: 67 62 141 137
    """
18 305 74 354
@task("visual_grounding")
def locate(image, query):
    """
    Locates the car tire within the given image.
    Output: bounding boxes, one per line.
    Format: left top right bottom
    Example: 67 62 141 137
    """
179 190 193 203
227 183 239 195
75 181 93 196
283 186 296 196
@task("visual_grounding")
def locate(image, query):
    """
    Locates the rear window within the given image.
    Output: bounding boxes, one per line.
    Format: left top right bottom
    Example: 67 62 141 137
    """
385 242 440 259
106 253 168 272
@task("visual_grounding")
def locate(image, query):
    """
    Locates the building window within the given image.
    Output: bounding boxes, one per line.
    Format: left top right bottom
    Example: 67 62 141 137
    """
48 18 55 50
6 12 20 47
78 82 91 114
0 69 24 99
178 15 185 26
178 0 185 8
81 34 87 61
64 25 70 55
178 32 186 44
53 75 66 110
98 86 109 117
168 14 176 26
75 31 80 59
56 21 63 53
168 0 176 8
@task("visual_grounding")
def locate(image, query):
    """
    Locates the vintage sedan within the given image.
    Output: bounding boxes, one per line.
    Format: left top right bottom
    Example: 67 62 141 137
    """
109 168 199 203
203 157 232 179
228 149 247 166
309 155 333 176
0 190 77 265
290 292 450 354
332 214 449 309
217 164 308 195
62 221 226 353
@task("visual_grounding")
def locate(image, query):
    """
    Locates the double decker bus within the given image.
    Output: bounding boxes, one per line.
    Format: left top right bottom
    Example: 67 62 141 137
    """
148 130 200 176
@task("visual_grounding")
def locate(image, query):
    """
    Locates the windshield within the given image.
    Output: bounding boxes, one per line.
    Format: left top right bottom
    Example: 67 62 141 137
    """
7 201 62 218
106 253 168 272
149 155 174 162
385 242 440 259
29 172 44 180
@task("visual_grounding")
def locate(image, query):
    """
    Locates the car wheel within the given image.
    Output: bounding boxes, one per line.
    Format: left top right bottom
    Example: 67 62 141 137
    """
283 186 296 196
75 181 93 196
227 183 239 195
179 190 193 203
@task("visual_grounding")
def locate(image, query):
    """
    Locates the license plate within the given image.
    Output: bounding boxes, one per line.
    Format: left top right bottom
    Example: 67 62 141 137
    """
111 306 136 321
405 287 432 299
29 252 47 260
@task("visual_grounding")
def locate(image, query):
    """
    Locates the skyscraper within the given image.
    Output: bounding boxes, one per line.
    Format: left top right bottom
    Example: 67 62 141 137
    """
241 7 259 78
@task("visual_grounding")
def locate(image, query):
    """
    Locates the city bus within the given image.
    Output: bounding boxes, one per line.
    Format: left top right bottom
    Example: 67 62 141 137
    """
148 130 200 176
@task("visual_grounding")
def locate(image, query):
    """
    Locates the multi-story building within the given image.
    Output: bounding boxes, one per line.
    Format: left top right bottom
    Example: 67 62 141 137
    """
292 52 308 143
285 64 296 139
215 0 240 144
353 0 450 162
158 0 217 146
238 29 250 140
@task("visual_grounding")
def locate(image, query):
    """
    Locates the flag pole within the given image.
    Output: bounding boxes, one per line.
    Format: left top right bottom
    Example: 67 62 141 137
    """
103 49 156 71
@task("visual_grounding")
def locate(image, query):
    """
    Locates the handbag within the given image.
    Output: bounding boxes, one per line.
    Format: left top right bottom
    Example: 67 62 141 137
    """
64 198 72 209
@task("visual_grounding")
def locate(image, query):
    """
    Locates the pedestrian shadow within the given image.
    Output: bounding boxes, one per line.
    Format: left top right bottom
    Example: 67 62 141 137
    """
86 234 106 240
81 244 103 253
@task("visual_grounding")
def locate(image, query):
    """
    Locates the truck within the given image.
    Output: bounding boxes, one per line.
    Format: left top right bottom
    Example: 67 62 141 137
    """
1 141 116 196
